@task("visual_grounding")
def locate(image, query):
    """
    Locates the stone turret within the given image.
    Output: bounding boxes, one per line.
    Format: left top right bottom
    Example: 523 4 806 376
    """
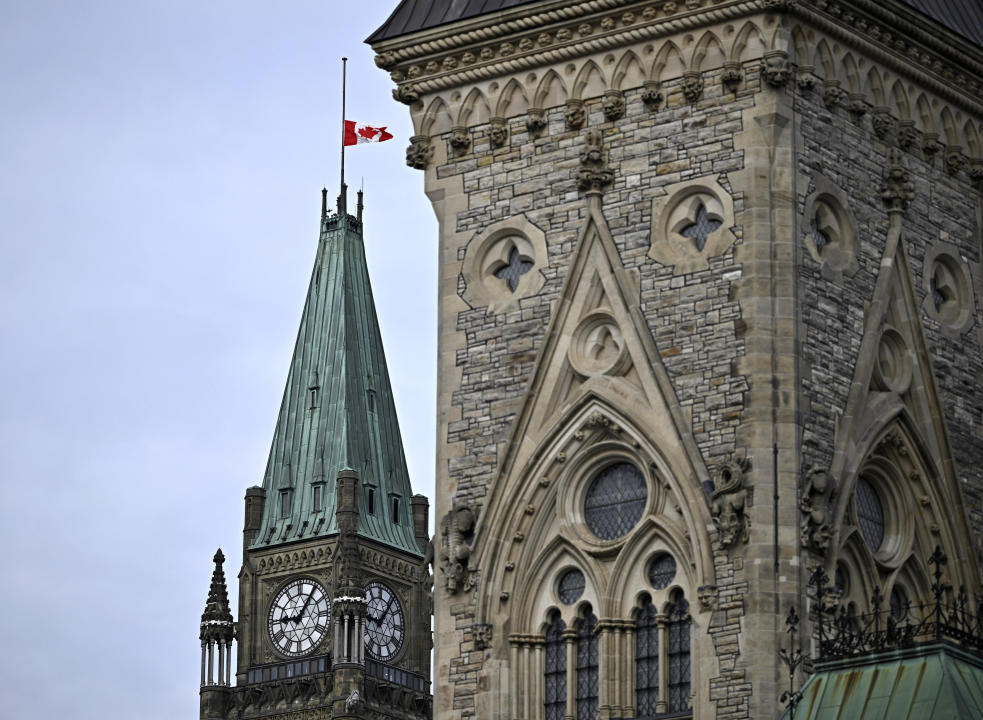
199 549 234 718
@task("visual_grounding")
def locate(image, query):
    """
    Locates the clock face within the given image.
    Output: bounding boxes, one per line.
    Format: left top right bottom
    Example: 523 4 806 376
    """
268 578 330 657
364 581 405 660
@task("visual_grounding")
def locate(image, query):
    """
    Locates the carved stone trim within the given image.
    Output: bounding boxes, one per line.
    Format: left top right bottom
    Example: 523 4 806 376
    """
577 129 613 193
881 148 914 212
800 467 835 555
405 134 433 170
710 458 751 549
761 51 789 88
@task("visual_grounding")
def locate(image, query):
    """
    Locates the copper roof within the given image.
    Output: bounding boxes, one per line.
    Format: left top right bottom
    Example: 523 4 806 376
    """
367 0 983 48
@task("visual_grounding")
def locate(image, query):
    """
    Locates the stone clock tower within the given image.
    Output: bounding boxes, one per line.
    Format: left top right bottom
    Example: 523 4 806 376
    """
198 187 433 720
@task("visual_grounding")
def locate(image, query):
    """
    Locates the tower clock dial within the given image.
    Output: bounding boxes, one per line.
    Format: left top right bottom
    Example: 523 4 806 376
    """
267 578 330 657
364 581 404 660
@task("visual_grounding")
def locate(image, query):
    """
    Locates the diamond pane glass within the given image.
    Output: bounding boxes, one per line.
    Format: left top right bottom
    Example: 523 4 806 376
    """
544 613 566 720
855 478 885 551
493 246 533 292
890 587 907 620
584 463 647 540
681 203 723 252
558 569 585 605
635 598 659 718
648 554 677 590
667 594 691 714
576 610 599 720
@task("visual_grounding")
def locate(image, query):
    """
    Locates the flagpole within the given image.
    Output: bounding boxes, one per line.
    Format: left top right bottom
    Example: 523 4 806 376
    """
340 57 347 197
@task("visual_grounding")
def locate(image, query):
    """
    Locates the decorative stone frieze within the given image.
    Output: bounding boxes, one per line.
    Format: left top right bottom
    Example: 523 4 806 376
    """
405 135 432 170
710 458 751 549
762 51 790 88
577 129 613 193
800 467 835 554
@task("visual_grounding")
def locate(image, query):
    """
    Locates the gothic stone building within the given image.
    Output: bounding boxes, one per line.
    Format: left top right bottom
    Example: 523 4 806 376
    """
367 1 983 718
199 189 433 720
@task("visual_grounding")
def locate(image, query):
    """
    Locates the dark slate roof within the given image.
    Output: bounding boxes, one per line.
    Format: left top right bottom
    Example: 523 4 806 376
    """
367 0 983 48
250 188 422 556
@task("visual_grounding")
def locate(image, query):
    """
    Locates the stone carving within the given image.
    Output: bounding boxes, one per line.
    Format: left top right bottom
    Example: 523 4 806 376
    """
526 108 547 137
345 690 361 712
796 66 817 92
641 81 664 110
565 100 585 130
922 132 941 161
944 146 966 175
392 83 420 105
897 121 918 151
762 51 790 88
489 117 508 148
822 81 845 109
438 502 477 594
871 108 894 139
881 148 914 211
847 93 867 121
450 126 471 155
577 129 614 193
602 90 625 121
697 584 718 611
473 623 493 650
722 61 742 91
969 162 983 184
374 52 395 70
800 467 836 554
406 135 433 170
710 458 751 548
681 71 703 102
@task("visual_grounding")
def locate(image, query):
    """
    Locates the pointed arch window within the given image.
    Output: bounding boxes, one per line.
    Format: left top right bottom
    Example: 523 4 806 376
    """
544 612 567 720
635 596 659 718
666 591 691 714
576 606 599 720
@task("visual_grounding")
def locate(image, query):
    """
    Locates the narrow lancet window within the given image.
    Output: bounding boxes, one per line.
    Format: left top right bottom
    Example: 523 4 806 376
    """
576 606 599 720
544 611 567 720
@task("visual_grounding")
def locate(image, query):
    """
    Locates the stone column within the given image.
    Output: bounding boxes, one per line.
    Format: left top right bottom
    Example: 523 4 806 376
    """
563 629 577 720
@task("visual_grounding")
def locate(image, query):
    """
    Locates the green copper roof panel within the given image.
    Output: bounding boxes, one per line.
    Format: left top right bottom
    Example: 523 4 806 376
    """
250 189 422 556
786 643 983 720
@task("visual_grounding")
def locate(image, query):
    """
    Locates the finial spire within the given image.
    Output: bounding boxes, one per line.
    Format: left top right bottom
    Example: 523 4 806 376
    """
321 187 328 222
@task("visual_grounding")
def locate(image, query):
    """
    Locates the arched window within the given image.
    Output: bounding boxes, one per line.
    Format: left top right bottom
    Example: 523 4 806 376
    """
635 596 659 718
666 591 691 714
544 612 566 720
576 606 599 720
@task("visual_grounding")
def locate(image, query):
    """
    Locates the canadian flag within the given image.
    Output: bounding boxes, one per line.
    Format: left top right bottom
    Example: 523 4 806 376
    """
343 120 394 146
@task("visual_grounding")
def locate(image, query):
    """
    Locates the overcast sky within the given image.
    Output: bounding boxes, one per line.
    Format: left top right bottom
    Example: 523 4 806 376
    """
0 2 436 717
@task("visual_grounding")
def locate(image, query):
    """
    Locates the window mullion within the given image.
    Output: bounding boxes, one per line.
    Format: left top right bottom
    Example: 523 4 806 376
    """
657 614 669 715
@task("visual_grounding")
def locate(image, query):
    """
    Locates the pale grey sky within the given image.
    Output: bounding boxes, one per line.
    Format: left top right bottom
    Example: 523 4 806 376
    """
0 2 436 717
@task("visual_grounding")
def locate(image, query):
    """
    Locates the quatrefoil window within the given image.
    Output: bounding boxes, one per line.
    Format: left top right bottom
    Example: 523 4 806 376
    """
810 217 830 253
922 245 975 336
493 246 534 292
801 179 858 279
680 203 722 252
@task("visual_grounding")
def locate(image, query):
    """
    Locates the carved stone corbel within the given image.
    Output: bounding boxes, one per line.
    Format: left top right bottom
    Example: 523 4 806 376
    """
761 51 790 88
871 107 894 139
641 81 664 110
897 121 918 151
796 65 817 92
944 146 966 175
710 458 751 548
473 623 493 650
392 83 421 105
449 126 471 155
822 80 845 109
489 117 508 148
881 147 914 212
722 61 743 92
602 90 625 121
577 129 613 193
438 501 476 594
847 93 867 121
697 584 718 611
406 135 433 170
681 71 703 102
800 467 835 554
565 100 585 130
526 108 547 137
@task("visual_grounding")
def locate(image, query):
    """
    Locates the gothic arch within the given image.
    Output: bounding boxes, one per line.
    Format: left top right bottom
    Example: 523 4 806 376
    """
457 87 491 127
690 30 726 73
891 80 911 120
965 119 980 157
612 50 646 91
865 66 885 106
814 39 835 78
915 93 935 133
940 106 959 146
651 41 687 83
420 96 453 136
495 78 530 118
533 69 568 109
789 25 810 65
841 53 861 93
572 60 607 100
731 21 767 63
514 534 603 633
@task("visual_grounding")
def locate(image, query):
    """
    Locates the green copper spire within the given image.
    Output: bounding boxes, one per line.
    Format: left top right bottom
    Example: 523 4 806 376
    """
251 185 422 556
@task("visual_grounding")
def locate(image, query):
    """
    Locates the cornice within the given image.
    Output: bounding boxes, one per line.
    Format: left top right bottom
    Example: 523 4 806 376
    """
381 0 759 98
792 1 983 116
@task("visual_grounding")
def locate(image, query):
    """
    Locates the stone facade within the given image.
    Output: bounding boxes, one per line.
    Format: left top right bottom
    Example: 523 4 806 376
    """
371 1 983 719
